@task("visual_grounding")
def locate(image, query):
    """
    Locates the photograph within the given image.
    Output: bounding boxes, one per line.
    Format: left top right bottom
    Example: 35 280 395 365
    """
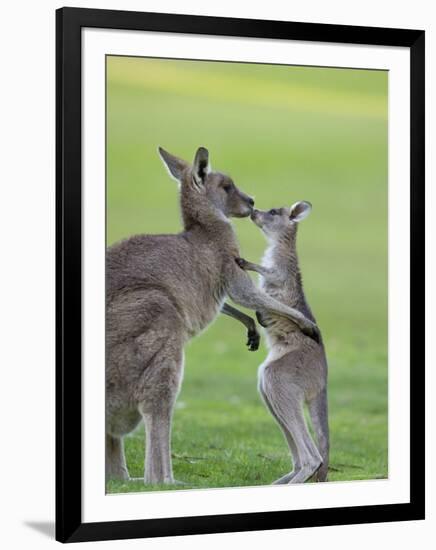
0 0 429 546
105 55 388 495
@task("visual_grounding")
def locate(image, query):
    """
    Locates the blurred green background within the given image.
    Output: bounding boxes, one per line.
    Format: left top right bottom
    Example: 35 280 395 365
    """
106 56 388 493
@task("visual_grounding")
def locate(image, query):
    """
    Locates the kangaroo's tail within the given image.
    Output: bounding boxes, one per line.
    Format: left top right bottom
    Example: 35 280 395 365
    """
308 387 330 482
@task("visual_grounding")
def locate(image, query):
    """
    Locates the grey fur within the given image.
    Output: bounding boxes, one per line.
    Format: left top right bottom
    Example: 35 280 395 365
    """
221 303 260 351
237 201 329 483
106 149 320 484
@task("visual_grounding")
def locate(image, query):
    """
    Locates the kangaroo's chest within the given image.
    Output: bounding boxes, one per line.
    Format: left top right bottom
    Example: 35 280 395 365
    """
182 248 228 336
259 275 303 348
260 276 299 309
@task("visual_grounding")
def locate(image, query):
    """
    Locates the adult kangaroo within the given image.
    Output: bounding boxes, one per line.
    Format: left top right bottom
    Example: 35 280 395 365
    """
106 148 320 485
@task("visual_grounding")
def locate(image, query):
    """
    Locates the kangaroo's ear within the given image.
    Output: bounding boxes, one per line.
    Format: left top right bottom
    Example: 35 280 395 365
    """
289 201 312 222
192 147 210 186
158 147 188 182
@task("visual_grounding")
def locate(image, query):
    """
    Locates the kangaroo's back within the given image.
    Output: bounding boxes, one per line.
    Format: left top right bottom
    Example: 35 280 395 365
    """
107 230 230 338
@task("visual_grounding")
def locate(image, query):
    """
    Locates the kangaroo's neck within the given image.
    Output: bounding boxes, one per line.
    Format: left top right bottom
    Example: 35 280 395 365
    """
180 188 239 255
264 227 305 299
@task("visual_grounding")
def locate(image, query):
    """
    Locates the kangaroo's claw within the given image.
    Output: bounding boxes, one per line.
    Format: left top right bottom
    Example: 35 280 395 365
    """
235 257 248 269
255 310 268 328
302 321 321 344
247 328 260 351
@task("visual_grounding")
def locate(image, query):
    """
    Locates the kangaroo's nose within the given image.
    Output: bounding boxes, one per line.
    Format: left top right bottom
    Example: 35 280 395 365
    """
248 197 255 207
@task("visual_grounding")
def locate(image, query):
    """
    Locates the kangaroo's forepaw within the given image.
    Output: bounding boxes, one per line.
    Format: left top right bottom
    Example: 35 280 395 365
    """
235 257 248 269
302 321 321 344
247 328 260 351
255 310 269 328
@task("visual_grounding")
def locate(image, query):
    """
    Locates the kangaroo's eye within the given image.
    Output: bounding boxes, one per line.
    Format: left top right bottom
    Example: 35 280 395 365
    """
269 209 278 216
223 184 232 193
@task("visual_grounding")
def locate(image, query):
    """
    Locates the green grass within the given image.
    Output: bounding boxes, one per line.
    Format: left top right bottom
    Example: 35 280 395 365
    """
106 57 388 493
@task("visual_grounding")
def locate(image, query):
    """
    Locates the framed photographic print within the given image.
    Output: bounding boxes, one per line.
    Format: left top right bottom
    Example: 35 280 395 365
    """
56 7 425 543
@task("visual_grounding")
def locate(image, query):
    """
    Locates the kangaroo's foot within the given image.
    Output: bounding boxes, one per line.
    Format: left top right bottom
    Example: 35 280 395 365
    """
287 460 322 484
315 471 328 482
129 476 186 485
272 471 296 485
314 460 329 482
145 477 186 486
106 470 130 483
106 434 130 482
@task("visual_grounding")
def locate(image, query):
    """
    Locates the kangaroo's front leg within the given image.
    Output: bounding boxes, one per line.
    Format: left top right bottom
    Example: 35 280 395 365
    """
235 257 275 280
226 262 320 343
234 260 276 327
221 302 260 351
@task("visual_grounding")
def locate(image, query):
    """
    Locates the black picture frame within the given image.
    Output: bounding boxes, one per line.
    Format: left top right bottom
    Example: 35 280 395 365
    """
56 6 425 543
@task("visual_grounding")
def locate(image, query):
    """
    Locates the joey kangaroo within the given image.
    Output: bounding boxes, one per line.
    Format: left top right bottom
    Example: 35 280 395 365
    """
237 201 329 483
106 147 320 485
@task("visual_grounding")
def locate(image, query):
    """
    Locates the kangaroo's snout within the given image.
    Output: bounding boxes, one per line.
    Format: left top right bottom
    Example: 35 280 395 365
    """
229 188 254 218
238 190 254 209
250 209 262 227
243 194 255 216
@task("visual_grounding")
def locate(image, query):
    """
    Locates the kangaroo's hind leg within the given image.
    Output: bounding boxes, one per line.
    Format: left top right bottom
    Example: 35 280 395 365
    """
262 365 322 484
258 372 301 484
106 434 129 481
141 399 175 484
135 334 185 485
284 402 323 484
308 388 329 481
